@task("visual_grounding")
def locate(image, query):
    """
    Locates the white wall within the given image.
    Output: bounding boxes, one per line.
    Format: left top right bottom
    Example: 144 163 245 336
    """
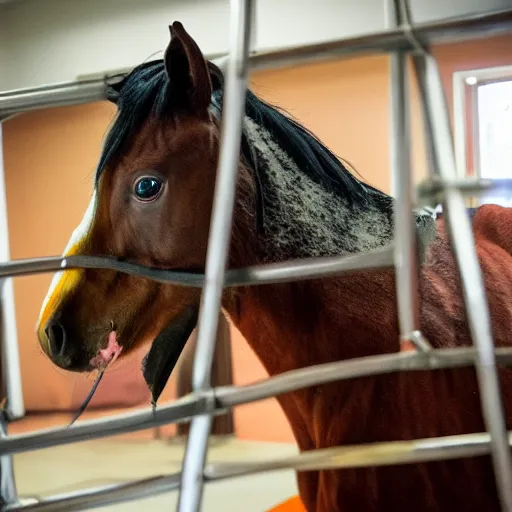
0 0 382 91
0 0 510 90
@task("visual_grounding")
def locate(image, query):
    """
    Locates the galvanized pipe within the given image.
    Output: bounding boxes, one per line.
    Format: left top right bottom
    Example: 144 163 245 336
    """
413 51 512 510
205 431 512 480
177 1 255 510
0 80 108 117
5 430 512 511
5 474 181 512
249 7 512 71
0 125 24 422
0 394 208 456
0 415 19 508
0 3 511 511
388 15 424 351
1 9 511 117
215 346 512 408
1 347 512 458
0 245 394 288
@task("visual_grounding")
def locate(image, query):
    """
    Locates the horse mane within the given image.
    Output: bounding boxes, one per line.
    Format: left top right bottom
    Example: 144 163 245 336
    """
99 58 392 213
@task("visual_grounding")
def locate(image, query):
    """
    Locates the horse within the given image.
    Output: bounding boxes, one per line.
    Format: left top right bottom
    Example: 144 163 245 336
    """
35 21 512 511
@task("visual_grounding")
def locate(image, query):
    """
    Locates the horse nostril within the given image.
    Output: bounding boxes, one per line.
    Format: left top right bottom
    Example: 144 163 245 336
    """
45 319 67 359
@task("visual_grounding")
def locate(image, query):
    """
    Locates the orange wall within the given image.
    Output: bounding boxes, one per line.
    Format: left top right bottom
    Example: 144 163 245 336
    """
3 34 512 443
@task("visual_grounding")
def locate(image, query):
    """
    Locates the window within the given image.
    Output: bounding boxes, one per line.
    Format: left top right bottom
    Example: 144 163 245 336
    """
453 67 512 207
477 79 512 179
476 78 512 206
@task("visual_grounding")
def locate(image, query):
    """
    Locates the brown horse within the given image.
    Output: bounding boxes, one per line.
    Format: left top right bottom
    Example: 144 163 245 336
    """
36 22 512 512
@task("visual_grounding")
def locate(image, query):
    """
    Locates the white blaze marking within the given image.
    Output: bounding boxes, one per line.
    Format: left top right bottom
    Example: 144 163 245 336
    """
36 191 97 330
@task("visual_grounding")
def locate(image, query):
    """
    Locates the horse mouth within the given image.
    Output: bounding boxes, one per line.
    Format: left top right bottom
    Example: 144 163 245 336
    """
89 330 123 369
70 305 198 424
70 330 124 425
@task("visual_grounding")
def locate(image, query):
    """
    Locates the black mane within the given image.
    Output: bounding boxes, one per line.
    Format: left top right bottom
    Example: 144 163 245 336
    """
98 59 391 212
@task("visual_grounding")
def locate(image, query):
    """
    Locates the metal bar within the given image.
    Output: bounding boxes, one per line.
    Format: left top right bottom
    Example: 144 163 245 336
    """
177 1 255 510
248 8 512 71
417 177 512 199
1 9 511 117
0 124 25 421
2 346 512 458
6 428 512 512
177 413 213 512
0 80 107 117
215 346 512 408
0 245 394 287
388 0 425 352
0 394 208 457
6 426 512 512
5 474 181 512
0 414 19 508
412 51 512 510
0 6 509 512
226 245 393 286
205 431 512 480
0 53 226 119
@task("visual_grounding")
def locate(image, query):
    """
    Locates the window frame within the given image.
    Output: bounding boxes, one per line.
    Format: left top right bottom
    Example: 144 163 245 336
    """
453 65 512 207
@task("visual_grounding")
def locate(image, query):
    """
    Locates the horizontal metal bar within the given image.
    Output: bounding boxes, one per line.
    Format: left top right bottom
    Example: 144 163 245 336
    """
0 245 394 287
216 346 512 408
418 177 512 201
1 9 510 116
2 347 512 458
227 245 393 286
0 394 208 457
0 79 108 117
204 431 512 480
249 8 512 71
0 54 228 118
0 256 205 287
5 474 181 512
9 427 512 511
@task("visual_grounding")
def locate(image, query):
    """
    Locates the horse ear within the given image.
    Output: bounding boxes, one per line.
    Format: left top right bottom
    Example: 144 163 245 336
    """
164 21 212 113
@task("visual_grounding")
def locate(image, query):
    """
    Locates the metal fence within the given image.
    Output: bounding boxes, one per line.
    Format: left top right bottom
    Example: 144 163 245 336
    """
1 0 512 510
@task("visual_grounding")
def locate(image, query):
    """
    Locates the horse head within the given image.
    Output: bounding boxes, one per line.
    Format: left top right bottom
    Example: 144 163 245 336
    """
36 23 252 398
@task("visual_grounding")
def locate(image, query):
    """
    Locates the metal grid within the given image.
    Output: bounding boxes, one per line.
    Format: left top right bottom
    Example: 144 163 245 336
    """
1 0 512 510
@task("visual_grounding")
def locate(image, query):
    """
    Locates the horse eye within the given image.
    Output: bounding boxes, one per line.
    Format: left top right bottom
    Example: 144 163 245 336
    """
134 177 162 201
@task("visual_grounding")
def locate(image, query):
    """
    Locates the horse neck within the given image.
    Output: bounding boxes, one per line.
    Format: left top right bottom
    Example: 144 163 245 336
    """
228 270 398 376
226 118 399 446
225 270 399 455
229 116 398 368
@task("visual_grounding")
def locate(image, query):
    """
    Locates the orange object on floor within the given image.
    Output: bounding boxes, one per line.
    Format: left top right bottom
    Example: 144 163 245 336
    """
267 495 306 512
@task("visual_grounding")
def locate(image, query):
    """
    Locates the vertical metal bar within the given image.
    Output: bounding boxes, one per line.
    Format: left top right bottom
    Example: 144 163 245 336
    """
177 1 254 510
0 413 19 507
0 122 24 509
0 123 25 422
388 0 427 352
413 52 512 511
390 50 424 349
